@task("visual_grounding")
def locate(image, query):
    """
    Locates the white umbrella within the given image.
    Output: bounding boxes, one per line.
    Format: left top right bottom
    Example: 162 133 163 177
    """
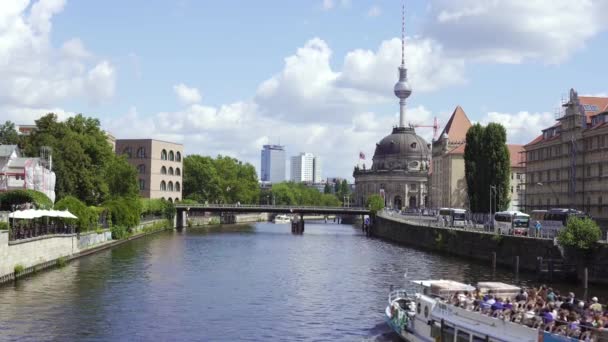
57 210 78 219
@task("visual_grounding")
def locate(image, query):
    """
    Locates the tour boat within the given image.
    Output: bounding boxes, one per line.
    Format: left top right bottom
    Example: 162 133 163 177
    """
385 279 598 342
273 214 291 224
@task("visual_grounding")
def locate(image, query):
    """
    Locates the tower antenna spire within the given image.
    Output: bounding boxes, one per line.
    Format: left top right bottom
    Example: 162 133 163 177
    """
394 0 411 128
401 1 405 66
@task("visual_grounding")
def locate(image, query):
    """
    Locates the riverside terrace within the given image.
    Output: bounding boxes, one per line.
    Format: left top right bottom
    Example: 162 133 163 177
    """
174 204 370 229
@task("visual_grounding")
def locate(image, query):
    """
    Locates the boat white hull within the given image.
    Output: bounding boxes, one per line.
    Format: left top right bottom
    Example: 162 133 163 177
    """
385 306 429 342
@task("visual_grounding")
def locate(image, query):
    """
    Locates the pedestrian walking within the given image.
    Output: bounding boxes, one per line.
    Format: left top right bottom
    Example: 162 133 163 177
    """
535 220 542 238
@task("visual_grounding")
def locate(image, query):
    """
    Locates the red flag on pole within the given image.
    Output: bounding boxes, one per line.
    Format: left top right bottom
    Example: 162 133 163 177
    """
359 151 365 160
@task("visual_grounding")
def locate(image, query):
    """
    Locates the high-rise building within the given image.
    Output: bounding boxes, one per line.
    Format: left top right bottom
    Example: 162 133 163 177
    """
260 144 285 183
115 139 183 202
290 153 321 183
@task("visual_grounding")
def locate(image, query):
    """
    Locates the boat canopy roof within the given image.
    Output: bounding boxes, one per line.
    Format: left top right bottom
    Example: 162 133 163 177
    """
411 280 475 297
477 282 521 299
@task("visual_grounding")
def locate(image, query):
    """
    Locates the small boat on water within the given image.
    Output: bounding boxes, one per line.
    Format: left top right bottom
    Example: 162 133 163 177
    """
273 214 291 224
385 279 605 342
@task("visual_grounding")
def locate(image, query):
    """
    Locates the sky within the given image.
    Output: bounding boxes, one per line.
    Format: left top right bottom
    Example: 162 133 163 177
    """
2 0 608 181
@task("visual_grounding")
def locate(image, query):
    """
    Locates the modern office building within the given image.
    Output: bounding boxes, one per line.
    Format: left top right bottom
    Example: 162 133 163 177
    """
290 153 322 183
260 144 285 183
115 139 184 202
524 88 608 227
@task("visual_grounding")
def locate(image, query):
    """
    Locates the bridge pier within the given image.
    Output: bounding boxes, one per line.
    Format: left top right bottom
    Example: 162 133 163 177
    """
176 209 186 229
291 214 304 234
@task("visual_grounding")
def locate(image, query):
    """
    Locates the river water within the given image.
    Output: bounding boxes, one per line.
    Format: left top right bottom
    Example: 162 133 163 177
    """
0 221 605 341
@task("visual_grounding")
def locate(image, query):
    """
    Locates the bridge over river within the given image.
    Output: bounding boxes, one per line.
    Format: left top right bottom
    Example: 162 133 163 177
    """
174 204 370 231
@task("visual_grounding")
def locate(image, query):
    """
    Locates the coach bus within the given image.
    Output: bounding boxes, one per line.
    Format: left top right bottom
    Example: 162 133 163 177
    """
493 211 530 235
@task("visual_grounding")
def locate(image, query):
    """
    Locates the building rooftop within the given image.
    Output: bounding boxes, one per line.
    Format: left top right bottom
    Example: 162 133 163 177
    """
437 106 472 144
0 145 19 158
507 144 524 168
115 138 183 146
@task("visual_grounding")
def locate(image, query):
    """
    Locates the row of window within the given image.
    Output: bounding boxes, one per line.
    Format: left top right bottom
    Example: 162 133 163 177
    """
160 149 181 161
160 181 181 192
136 165 182 176
530 196 605 214
122 147 182 162
528 135 608 162
529 163 608 183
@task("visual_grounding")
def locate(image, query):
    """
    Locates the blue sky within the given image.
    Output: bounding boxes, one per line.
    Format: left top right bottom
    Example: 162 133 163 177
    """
3 0 608 180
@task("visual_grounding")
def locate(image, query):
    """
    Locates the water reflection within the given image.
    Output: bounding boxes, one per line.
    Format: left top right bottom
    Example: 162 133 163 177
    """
0 221 605 341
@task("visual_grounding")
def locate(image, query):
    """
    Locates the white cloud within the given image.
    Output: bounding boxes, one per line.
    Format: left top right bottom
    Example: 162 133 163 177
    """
0 0 117 111
367 5 381 17
321 0 350 11
61 38 91 59
479 111 555 144
426 0 608 64
256 37 464 124
339 37 466 94
322 0 334 10
173 83 202 105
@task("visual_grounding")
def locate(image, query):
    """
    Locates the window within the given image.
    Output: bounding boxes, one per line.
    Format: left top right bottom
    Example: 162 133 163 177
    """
161 149 167 160
137 164 145 174
176 151 182 162
136 147 146 158
587 165 591 177
175 197 180 202
516 173 521 180
160 181 167 191
457 330 471 342
161 166 167 175
600 196 603 214
176 167 181 176
168 181 174 192
122 147 132 158
442 325 455 342
169 151 175 161
602 135 606 148
168 167 174 175
410 142 417 149
139 179 145 190
175 182 180 192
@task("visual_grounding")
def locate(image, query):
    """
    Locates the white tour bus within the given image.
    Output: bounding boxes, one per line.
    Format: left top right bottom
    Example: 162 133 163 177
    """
438 208 467 227
493 211 530 235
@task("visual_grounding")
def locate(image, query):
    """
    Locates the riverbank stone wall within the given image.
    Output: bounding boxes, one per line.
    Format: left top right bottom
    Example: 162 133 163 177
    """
373 214 562 271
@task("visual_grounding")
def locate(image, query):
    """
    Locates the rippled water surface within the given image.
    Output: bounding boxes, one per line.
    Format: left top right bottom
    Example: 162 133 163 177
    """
0 222 604 341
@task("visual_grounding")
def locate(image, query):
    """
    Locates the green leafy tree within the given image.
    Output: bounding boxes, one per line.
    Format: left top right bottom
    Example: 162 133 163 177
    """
323 183 331 194
183 155 259 204
55 196 98 232
464 123 511 212
557 217 602 250
0 189 53 210
105 155 139 200
23 113 134 205
366 194 385 215
267 182 340 206
0 121 19 145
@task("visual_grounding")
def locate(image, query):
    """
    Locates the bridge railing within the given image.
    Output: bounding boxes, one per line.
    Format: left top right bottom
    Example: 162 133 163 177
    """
175 203 369 212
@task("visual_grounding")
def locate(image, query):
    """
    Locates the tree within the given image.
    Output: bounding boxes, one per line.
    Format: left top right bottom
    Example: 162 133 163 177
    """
323 183 331 194
183 155 259 204
464 123 511 213
23 113 133 205
557 217 602 250
55 196 98 232
105 155 139 200
366 194 385 215
0 189 53 210
0 121 19 145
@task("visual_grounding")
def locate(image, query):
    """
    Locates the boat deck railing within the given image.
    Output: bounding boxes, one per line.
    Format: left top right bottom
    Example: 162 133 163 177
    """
388 289 410 304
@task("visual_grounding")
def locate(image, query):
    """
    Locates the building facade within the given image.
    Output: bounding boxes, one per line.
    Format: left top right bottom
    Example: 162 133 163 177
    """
431 107 526 211
290 153 321 183
260 144 285 183
0 145 56 202
430 106 472 209
524 89 608 226
115 139 184 202
353 12 431 210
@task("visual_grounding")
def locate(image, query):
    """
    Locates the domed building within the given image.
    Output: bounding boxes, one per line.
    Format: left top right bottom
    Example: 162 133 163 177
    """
353 14 431 209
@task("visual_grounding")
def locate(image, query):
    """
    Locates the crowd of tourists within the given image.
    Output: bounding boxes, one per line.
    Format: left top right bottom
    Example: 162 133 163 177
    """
449 285 607 339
